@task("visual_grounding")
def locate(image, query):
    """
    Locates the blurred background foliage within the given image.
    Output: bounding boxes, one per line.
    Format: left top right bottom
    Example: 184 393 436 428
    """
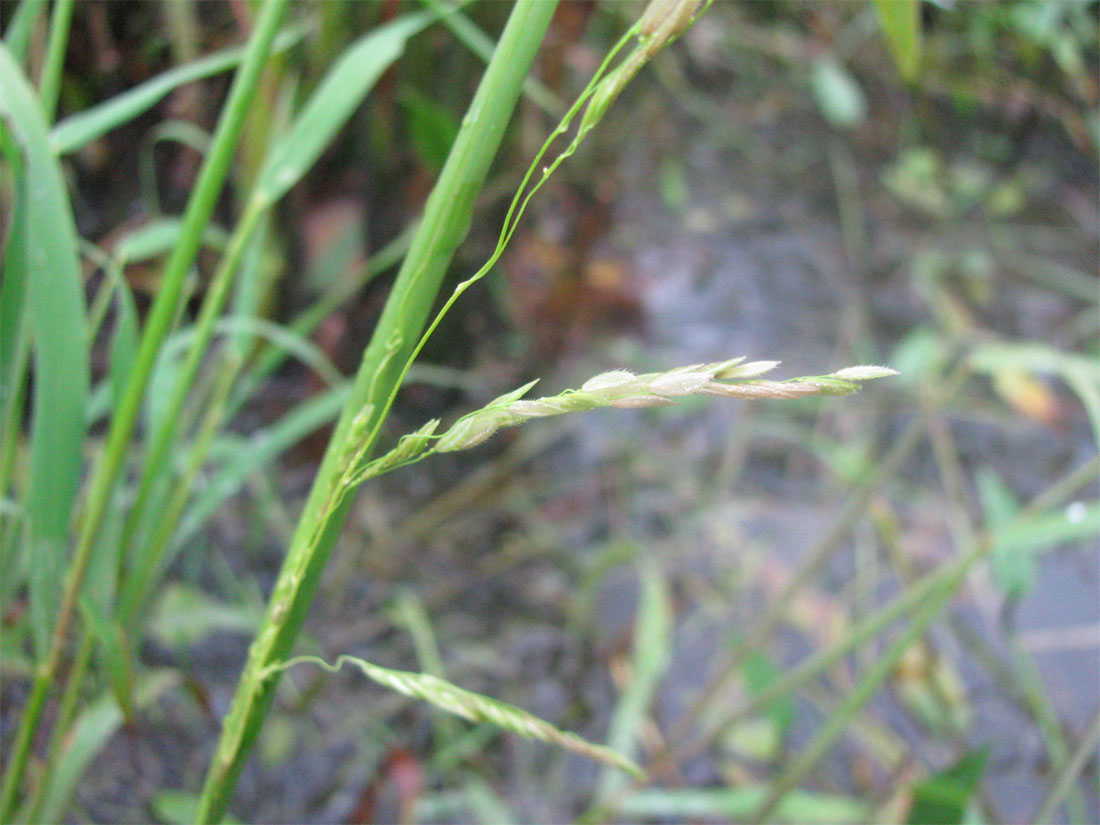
1 0 1097 822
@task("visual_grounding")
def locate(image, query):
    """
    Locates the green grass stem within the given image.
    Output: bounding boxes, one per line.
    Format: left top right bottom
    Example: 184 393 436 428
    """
1032 708 1100 825
193 4 559 819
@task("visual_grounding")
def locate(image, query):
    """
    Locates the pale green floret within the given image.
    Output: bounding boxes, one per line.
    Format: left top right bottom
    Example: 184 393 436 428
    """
581 370 640 393
609 394 677 409
486 379 540 409
386 418 440 464
435 414 498 453
831 365 900 381
649 370 714 396
718 359 781 379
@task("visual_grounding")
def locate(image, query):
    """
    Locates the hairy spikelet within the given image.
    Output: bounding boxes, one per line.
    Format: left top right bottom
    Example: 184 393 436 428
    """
270 655 644 779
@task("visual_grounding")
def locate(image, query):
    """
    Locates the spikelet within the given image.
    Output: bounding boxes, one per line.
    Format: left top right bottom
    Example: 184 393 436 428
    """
359 358 897 474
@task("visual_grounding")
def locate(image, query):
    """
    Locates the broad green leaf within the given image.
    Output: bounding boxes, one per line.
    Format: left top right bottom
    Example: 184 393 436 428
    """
49 25 305 154
906 748 989 825
969 341 1100 447
0 44 90 659
743 652 795 733
462 779 517 825
255 11 436 205
872 0 922 83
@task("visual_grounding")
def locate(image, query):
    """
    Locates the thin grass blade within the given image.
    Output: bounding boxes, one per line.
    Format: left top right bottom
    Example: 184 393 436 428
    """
1 0 45 63
255 11 437 206
28 671 180 825
0 43 90 659
49 25 306 155
596 561 671 801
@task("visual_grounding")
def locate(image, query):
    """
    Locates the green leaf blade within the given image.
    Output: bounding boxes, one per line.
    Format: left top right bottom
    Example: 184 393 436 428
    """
872 0 922 83
256 12 436 205
0 43 90 659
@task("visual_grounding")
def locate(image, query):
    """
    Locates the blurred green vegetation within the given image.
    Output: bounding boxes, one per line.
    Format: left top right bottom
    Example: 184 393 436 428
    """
1 1 1097 823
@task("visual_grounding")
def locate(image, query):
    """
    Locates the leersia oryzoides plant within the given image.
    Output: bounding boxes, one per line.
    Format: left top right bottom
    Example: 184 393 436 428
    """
0 0 900 821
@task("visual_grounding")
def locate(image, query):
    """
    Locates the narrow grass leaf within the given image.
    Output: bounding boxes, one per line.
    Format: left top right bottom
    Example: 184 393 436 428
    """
272 655 644 779
256 11 435 205
49 25 305 154
148 584 262 648
30 670 180 825
151 791 245 825
174 385 349 548
615 787 866 824
78 600 137 723
400 85 459 173
418 0 563 115
0 141 27 406
0 44 90 659
991 501 1099 555
108 278 140 412
2 0 44 62
977 469 1035 598
905 748 989 825
872 0 922 83
596 562 671 801
113 217 230 263
752 568 969 822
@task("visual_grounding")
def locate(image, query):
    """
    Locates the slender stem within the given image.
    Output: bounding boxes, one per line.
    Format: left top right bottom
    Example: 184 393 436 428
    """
928 403 1088 823
1032 707 1100 825
22 632 94 824
751 555 977 824
193 4 558 820
741 455 1100 823
0 2 288 815
116 198 265 573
